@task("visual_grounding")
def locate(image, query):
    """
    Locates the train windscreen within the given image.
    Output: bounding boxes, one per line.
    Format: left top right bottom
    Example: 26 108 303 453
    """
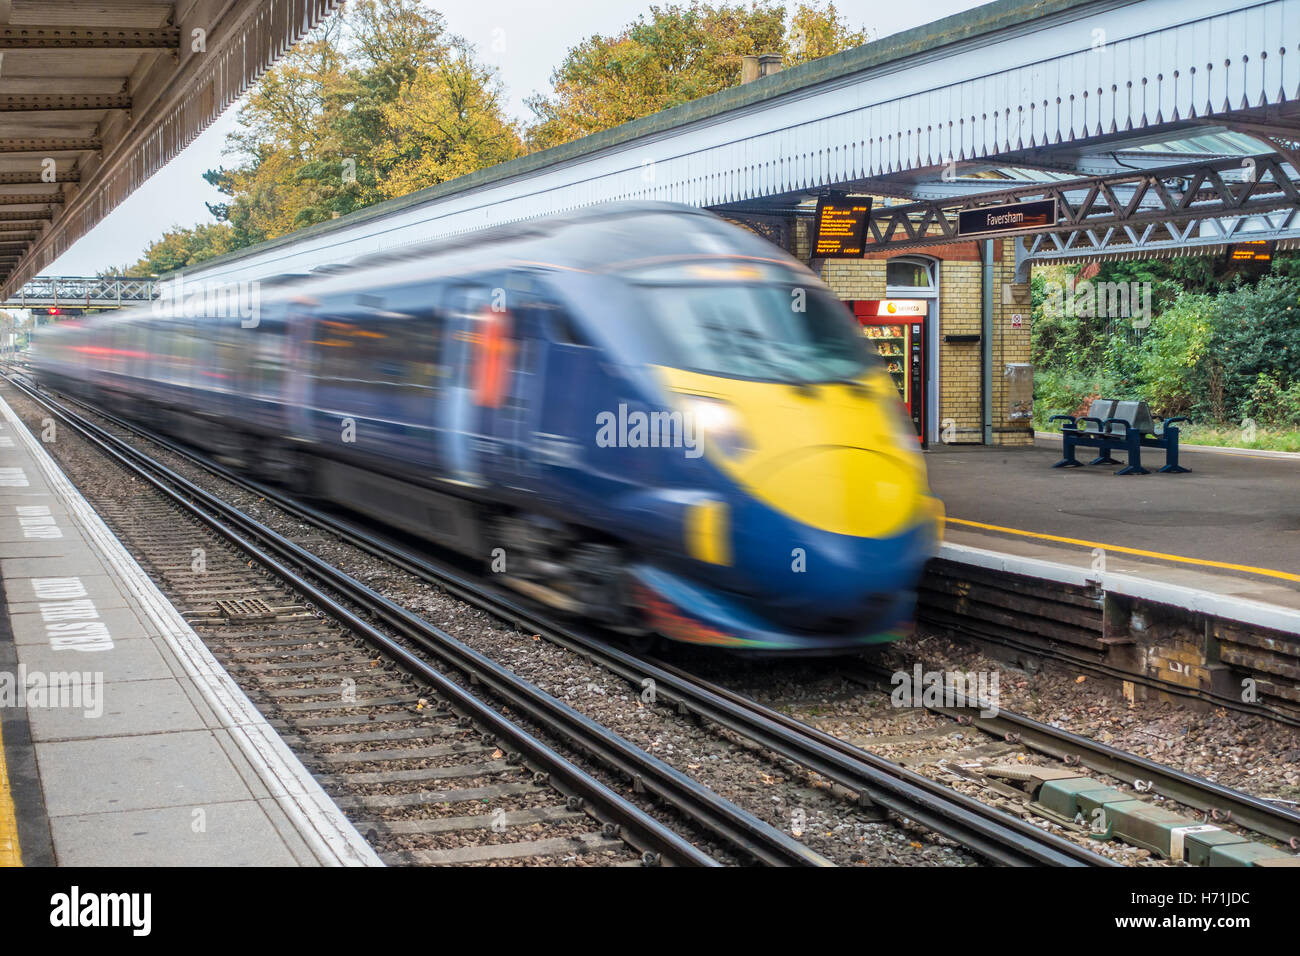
636 277 870 384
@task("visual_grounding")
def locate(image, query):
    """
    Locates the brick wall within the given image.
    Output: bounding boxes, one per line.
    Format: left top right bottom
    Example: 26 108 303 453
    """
991 242 1034 446
938 258 984 443
806 231 1033 447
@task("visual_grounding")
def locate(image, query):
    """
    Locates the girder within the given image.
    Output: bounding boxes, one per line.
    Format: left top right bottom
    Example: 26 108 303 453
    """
1015 214 1300 278
0 94 131 113
0 171 80 185
857 154 1298 252
0 195 63 207
0 137 102 154
0 27 179 49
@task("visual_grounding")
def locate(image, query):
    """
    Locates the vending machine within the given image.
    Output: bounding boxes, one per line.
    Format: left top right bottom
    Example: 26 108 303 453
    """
849 299 928 446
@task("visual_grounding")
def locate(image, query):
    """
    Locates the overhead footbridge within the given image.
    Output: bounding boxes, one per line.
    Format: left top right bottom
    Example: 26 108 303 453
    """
1 274 157 310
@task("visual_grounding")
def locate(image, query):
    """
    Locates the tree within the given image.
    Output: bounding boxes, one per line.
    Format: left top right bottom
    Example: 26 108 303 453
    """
121 222 238 275
785 1 870 64
525 2 869 150
203 0 517 244
209 14 353 240
373 39 523 200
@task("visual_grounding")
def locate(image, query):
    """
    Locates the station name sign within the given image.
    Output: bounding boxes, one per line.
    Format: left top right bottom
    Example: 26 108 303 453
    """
958 198 1058 237
814 194 872 257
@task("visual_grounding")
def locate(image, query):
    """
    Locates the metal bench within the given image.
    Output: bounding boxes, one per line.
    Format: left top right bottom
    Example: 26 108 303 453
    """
1049 399 1190 475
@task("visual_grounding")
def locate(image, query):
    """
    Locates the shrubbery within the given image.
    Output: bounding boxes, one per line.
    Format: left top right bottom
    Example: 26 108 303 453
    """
1245 373 1300 427
1032 267 1300 430
1033 368 1125 421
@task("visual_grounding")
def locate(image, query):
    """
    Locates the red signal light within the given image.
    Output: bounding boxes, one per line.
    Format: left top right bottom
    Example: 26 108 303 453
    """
48 308 61 315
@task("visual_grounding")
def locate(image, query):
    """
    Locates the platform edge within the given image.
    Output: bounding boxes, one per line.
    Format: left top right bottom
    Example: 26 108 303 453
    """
0 394 383 867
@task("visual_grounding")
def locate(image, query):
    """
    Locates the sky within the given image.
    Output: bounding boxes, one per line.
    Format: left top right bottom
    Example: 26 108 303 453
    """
49 0 989 276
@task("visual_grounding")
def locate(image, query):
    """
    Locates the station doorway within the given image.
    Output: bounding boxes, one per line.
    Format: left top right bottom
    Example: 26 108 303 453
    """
847 256 939 446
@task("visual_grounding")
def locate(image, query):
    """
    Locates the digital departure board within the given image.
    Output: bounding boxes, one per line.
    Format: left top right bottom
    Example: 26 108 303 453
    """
813 194 872 257
1226 240 1275 268
958 198 1058 237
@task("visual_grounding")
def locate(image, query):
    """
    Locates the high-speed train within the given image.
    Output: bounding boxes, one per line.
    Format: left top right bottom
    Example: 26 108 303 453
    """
31 202 942 652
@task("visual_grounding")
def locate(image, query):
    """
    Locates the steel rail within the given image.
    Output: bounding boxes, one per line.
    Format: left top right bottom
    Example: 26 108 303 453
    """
20 380 1120 867
847 663 1300 847
7 376 836 868
32 365 1287 725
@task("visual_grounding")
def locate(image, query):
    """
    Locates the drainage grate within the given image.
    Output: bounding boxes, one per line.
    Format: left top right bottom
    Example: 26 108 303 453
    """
215 598 276 621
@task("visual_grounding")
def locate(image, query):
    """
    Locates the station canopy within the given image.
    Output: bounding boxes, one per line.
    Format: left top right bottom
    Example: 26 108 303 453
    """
715 126 1300 273
0 0 340 297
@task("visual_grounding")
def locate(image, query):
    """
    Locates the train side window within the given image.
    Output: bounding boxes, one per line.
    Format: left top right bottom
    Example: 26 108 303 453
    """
171 318 195 386
533 299 591 348
250 332 283 398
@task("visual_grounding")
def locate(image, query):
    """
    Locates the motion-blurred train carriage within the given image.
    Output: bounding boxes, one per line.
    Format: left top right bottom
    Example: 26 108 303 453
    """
32 202 941 652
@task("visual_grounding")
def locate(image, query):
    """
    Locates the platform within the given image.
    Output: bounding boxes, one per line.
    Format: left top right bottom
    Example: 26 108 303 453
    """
0 395 380 867
927 436 1300 617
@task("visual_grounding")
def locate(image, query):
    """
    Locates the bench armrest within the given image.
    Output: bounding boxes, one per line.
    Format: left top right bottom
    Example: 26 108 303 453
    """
1103 417 1133 435
1048 415 1076 429
1159 416 1190 437
1077 416 1108 432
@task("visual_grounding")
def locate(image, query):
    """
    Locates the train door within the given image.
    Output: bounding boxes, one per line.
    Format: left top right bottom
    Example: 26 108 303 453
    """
439 283 497 486
534 298 603 487
492 310 541 485
438 280 544 488
284 301 318 442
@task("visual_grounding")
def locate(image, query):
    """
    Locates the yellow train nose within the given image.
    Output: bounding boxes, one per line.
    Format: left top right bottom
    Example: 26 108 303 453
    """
653 364 934 541
760 447 919 538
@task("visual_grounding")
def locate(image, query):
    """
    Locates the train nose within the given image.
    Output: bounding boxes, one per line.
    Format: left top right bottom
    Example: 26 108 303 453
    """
757 447 922 539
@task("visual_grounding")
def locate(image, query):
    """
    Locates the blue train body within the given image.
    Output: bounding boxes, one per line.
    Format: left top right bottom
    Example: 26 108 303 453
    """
31 202 941 652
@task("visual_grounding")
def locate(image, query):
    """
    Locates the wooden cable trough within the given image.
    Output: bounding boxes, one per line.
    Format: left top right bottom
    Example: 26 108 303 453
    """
919 549 1300 723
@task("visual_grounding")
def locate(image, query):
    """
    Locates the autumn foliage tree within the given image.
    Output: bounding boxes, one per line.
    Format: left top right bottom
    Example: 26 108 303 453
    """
204 0 521 244
127 1 869 271
373 43 522 199
525 2 869 150
112 222 237 276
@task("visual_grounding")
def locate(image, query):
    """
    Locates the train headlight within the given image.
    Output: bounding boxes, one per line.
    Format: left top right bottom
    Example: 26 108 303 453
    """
679 395 754 460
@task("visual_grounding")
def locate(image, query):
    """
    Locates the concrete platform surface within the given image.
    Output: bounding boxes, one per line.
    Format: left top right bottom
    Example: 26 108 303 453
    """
0 395 381 867
927 437 1300 615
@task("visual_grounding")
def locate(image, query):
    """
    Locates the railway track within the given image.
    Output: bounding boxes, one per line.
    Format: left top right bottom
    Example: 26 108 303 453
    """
841 661 1300 848
4 372 1116 867
91 493 659 866
4 374 830 868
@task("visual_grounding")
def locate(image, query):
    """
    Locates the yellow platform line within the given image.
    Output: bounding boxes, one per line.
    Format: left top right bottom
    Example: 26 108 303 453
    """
945 516 1300 585
0 725 21 867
